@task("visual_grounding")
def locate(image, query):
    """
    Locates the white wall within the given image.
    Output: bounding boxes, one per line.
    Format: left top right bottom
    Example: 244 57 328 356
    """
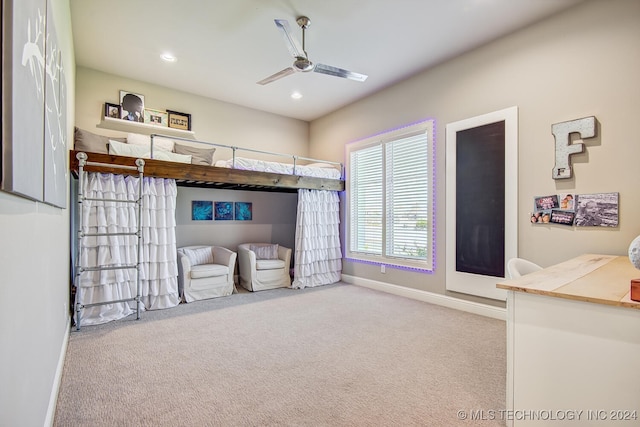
0 0 75 425
310 0 640 304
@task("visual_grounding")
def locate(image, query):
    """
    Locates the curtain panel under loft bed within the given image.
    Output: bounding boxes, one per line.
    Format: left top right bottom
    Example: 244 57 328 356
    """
293 189 342 289
75 172 180 326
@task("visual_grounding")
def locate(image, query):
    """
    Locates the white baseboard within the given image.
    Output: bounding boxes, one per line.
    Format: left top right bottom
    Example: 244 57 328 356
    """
45 318 71 427
341 274 506 321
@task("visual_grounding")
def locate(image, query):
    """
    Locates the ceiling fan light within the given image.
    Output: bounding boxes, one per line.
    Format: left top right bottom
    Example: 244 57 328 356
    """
293 58 313 72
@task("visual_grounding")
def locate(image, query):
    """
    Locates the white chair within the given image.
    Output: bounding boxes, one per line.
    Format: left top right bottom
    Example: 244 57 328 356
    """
507 257 543 279
177 245 237 302
237 243 291 291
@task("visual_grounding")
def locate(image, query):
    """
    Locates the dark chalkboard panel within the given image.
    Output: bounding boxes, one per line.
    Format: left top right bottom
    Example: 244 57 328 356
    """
455 121 505 277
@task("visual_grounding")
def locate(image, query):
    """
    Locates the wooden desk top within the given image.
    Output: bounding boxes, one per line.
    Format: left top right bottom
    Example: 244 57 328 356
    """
496 254 640 310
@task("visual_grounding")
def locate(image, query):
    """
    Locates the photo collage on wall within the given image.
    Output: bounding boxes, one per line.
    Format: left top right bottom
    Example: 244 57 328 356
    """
530 192 618 227
192 201 252 221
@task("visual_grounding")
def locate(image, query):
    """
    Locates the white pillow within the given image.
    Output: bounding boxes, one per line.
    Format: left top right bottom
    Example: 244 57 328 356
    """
183 247 214 266
109 139 149 157
126 132 175 152
151 150 192 164
250 244 279 260
109 140 192 164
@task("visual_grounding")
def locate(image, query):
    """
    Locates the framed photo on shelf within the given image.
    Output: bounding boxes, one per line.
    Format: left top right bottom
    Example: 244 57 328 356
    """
144 108 168 127
104 102 121 119
119 90 145 122
167 110 191 131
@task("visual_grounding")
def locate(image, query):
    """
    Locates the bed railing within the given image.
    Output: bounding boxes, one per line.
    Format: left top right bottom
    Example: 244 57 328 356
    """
150 134 344 178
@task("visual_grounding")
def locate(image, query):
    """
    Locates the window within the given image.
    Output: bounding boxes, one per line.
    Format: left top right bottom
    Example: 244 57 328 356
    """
346 120 435 272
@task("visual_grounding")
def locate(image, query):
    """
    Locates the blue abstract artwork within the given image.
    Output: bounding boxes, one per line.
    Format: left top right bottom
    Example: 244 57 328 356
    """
235 202 253 221
192 200 212 221
215 202 233 220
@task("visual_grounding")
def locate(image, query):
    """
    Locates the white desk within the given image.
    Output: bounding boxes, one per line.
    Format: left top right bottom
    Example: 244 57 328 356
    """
496 254 640 426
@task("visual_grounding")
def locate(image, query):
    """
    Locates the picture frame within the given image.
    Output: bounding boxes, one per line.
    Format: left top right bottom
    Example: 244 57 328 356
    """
191 201 213 221
550 210 576 226
235 202 253 221
574 192 619 227
534 195 559 211
167 109 192 131
2 0 47 203
119 90 145 123
144 108 168 127
104 102 121 119
530 210 552 224
214 202 233 220
558 193 575 211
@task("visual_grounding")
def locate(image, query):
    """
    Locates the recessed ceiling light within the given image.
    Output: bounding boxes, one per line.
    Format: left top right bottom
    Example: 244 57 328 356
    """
160 53 177 62
291 91 302 99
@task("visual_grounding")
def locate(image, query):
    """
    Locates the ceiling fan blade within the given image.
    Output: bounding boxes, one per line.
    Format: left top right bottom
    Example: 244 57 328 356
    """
274 19 305 59
314 63 368 82
257 67 296 85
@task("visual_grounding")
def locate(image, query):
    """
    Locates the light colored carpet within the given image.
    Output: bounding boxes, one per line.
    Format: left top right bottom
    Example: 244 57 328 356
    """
54 283 505 426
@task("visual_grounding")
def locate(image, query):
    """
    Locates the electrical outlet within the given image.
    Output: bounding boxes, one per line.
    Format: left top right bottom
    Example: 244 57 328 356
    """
381 265 386 274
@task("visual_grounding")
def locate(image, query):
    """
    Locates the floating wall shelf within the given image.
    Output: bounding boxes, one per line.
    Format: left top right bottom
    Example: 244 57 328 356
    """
97 117 196 139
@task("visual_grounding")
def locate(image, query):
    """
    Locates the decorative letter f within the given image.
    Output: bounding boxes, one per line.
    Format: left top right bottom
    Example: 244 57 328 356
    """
552 116 596 179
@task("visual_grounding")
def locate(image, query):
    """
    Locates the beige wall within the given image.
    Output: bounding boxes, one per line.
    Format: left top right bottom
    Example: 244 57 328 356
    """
74 67 310 161
310 0 640 304
0 0 75 425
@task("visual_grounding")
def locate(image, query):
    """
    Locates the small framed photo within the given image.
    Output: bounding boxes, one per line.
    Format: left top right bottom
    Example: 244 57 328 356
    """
144 108 168 127
120 90 145 123
104 102 121 119
534 195 559 211
167 109 192 131
550 210 576 226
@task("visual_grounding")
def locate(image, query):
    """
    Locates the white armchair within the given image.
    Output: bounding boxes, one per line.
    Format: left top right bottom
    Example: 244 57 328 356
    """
237 243 291 292
177 245 237 302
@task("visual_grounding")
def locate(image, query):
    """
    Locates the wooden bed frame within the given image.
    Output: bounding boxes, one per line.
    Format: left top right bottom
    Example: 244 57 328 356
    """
69 150 345 193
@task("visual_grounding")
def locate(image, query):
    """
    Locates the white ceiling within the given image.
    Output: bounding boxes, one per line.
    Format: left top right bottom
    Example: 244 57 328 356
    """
70 0 583 122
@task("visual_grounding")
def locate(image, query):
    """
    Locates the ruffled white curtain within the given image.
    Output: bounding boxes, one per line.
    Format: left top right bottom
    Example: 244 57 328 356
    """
75 173 180 326
292 189 342 289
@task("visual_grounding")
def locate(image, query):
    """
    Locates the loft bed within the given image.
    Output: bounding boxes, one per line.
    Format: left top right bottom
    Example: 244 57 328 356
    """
69 128 345 193
71 126 344 327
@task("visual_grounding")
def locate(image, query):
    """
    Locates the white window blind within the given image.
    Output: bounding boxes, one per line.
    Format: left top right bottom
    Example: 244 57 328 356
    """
349 145 383 255
347 120 434 271
385 134 429 259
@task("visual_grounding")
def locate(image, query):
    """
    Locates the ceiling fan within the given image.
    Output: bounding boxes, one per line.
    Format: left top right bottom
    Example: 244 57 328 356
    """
257 16 368 85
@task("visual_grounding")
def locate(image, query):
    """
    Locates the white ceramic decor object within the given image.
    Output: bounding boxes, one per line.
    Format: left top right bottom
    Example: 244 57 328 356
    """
629 235 640 269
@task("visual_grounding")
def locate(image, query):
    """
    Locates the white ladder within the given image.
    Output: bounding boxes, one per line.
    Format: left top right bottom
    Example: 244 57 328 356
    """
73 152 145 330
